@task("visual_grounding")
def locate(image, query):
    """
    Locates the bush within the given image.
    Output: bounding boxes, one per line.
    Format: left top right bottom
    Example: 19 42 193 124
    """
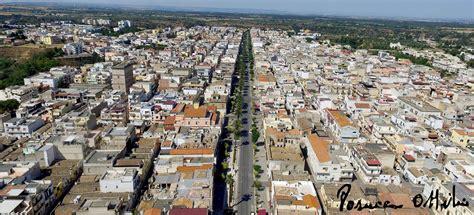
467 60 474 68
221 162 229 170
253 165 263 173
254 181 263 190
251 128 260 143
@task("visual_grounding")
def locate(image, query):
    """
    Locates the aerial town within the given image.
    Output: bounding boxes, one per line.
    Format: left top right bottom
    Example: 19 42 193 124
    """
0 14 473 215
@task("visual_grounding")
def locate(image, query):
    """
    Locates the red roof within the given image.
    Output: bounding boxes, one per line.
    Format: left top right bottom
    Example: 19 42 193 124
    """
355 103 371 109
163 116 176 125
206 105 217 112
403 154 415 162
164 126 175 131
258 209 267 215
169 208 208 215
163 100 176 105
366 159 381 166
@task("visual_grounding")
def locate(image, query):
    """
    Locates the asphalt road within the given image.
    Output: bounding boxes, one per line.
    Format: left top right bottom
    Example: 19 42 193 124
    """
235 62 254 214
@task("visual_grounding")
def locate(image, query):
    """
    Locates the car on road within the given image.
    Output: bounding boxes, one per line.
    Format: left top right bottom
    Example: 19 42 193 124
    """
242 194 252 201
242 118 248 124
242 141 249 145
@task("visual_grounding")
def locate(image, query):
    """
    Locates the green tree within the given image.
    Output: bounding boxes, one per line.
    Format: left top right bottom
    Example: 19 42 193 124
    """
0 48 63 89
0 99 20 114
251 128 260 143
467 60 474 68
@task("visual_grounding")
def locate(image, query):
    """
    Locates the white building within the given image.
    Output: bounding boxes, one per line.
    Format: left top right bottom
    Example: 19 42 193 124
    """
304 134 354 182
3 117 45 138
325 109 360 143
399 96 442 119
63 42 84 55
271 180 322 215
443 160 474 183
0 85 38 102
118 20 131 29
99 168 139 193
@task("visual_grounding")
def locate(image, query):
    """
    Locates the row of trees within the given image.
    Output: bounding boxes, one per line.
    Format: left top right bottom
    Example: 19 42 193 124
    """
221 30 253 202
99 26 141 37
230 30 252 140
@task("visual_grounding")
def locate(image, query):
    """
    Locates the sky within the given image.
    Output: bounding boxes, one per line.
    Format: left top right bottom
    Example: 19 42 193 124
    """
5 0 474 21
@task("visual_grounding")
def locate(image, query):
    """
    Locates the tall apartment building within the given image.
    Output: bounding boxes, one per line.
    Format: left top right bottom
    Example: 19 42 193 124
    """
111 62 134 94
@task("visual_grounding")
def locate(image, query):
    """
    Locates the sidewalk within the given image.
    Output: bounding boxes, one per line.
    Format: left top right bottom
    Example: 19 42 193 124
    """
230 140 239 207
254 142 270 211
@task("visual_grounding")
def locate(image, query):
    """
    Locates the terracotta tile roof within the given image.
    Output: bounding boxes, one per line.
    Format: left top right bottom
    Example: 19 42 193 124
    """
163 116 176 125
297 108 307 112
403 154 415 162
303 194 321 209
171 103 186 113
327 109 352 127
287 129 301 136
266 127 284 139
291 199 306 206
206 105 217 113
169 148 214 155
176 164 213 173
144 208 162 215
276 109 289 118
258 74 270 82
274 195 291 200
162 141 173 147
308 134 331 163
158 79 170 89
452 129 466 136
366 159 381 166
355 103 371 109
184 106 207 118
164 126 175 131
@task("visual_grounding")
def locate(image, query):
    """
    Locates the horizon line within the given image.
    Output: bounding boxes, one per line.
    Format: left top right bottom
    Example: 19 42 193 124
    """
2 1 474 24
